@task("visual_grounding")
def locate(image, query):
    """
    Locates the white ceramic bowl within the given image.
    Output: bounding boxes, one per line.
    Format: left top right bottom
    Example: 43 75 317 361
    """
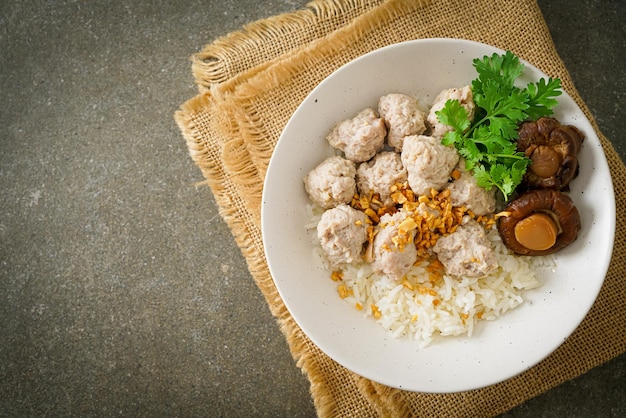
261 38 615 393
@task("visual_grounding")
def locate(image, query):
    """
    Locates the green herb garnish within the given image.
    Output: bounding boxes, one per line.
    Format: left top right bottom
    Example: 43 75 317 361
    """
436 51 562 200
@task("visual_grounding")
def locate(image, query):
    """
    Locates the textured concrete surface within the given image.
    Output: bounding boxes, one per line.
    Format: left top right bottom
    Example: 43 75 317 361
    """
0 1 624 416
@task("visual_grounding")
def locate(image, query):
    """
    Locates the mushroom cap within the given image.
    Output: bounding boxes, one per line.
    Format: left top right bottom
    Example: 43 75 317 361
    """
517 117 585 190
497 189 581 256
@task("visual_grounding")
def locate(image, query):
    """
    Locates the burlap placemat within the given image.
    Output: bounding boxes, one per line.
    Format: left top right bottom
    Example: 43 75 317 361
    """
175 0 626 416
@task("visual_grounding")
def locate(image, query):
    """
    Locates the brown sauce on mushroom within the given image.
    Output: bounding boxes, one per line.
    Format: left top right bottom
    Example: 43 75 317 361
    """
497 189 581 256
517 117 585 191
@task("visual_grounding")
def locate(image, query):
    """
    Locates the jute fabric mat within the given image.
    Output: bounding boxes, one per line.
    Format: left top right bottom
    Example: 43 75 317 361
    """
175 0 626 416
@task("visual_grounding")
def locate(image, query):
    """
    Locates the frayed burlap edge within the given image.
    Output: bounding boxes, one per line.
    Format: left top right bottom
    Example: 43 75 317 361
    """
191 0 385 92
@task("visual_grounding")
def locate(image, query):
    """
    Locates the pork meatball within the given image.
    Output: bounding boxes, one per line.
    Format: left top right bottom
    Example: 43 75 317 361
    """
446 160 496 216
378 93 427 151
317 204 368 266
304 156 356 209
427 86 475 139
401 135 459 196
326 108 386 163
433 219 498 278
372 211 418 281
356 151 407 207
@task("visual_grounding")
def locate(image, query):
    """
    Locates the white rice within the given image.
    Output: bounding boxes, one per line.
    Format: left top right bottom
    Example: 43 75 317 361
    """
306 204 555 347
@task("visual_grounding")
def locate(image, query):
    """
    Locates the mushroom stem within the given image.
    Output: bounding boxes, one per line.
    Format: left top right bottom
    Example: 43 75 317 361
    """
529 145 562 177
513 213 558 251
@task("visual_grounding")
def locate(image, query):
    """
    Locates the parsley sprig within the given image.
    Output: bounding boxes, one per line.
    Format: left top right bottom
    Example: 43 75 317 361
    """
436 51 562 200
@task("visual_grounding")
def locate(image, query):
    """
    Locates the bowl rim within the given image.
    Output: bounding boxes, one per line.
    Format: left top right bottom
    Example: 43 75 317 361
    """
261 38 616 393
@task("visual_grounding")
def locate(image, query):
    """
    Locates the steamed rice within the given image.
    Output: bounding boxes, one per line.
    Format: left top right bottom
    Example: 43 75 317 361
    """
306 204 555 347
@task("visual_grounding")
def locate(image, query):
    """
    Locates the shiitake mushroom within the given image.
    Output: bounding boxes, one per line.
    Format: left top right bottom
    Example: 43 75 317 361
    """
497 189 581 256
517 117 584 191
